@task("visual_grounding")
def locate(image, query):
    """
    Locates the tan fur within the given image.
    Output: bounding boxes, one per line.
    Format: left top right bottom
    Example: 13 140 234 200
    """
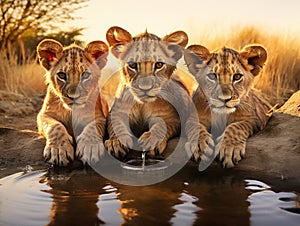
37 39 109 166
184 44 271 168
104 26 189 159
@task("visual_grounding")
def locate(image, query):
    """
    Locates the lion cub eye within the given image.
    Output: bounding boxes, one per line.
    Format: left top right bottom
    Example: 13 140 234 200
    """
128 62 138 70
154 62 165 70
233 73 243 81
207 73 217 81
81 71 91 80
57 72 67 81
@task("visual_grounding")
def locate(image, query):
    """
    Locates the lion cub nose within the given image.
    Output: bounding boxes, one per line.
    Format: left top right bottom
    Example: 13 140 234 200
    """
218 94 232 103
137 76 154 91
66 87 81 100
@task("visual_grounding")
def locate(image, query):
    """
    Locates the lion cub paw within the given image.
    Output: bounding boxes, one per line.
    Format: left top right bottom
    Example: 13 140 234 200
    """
104 138 130 160
217 137 246 168
76 133 104 164
139 131 167 156
185 132 214 162
43 133 74 166
76 124 105 164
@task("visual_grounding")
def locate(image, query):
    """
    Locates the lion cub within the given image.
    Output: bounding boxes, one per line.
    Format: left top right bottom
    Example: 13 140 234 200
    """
37 39 109 166
184 44 271 168
104 26 190 159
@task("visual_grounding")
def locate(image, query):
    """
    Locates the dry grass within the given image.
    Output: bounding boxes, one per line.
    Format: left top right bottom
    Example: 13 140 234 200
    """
190 25 300 105
1 26 300 106
0 42 46 97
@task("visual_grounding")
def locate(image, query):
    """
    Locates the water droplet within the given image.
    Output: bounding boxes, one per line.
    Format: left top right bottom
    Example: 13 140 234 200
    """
142 151 146 169
23 165 33 173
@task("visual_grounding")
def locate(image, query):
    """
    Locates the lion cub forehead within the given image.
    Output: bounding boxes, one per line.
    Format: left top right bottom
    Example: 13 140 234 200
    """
121 34 179 65
210 47 239 64
133 31 161 41
55 46 93 74
212 47 239 61
209 47 244 74
62 46 86 63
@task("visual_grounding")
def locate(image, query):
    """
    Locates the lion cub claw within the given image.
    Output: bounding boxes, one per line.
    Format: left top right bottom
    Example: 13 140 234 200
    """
43 133 74 166
217 136 246 168
104 138 129 160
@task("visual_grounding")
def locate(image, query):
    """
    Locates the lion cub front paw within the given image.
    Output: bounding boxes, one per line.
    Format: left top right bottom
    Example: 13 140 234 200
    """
185 131 214 162
104 138 130 160
139 131 167 156
75 123 106 164
217 136 246 168
76 131 105 165
43 134 74 166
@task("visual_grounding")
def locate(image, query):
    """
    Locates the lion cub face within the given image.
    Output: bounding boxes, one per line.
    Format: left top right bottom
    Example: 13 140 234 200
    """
37 39 108 108
106 26 188 103
184 44 267 114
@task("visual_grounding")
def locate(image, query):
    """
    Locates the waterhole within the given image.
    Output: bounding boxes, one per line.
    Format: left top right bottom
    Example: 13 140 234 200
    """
0 165 299 226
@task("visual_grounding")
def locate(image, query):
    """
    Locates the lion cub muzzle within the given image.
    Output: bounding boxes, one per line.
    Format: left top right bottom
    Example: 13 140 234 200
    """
131 75 159 102
136 76 155 91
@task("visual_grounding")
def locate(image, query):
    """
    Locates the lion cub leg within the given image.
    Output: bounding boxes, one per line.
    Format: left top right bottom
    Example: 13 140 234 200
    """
185 117 214 161
216 120 253 168
104 113 134 160
38 115 74 166
76 117 106 165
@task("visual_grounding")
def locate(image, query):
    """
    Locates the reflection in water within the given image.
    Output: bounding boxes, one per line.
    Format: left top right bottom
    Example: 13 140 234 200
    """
44 169 107 226
0 170 52 226
0 165 299 226
246 180 300 226
97 185 124 226
184 170 251 226
117 185 179 225
170 192 202 226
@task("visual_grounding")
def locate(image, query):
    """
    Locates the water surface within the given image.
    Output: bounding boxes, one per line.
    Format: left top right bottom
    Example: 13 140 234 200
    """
0 164 299 226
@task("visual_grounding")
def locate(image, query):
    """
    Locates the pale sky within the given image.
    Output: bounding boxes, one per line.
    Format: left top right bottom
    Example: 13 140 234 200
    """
72 0 300 44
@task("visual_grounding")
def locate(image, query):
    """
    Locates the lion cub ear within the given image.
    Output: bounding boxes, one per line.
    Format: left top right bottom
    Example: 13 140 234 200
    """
106 26 132 58
184 45 211 75
240 45 267 76
162 31 188 61
85 41 109 69
162 31 188 48
37 39 63 70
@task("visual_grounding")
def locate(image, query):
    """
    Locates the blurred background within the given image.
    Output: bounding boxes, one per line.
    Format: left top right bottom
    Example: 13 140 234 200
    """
1 0 300 105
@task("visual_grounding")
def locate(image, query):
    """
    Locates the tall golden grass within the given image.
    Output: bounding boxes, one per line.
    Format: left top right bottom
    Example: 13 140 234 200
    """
1 26 300 106
0 41 45 97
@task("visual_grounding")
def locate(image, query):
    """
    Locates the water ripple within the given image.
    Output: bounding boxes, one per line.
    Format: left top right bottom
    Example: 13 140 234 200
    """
0 170 52 226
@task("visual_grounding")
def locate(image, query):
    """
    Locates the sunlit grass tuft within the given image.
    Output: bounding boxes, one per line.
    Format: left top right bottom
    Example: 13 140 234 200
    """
0 42 45 97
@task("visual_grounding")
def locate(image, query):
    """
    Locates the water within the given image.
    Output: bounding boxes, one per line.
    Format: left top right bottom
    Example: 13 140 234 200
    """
142 151 146 169
0 165 299 226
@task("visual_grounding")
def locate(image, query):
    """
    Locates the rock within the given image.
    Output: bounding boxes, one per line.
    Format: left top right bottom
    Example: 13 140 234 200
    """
239 112 300 188
277 90 300 117
216 91 300 188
